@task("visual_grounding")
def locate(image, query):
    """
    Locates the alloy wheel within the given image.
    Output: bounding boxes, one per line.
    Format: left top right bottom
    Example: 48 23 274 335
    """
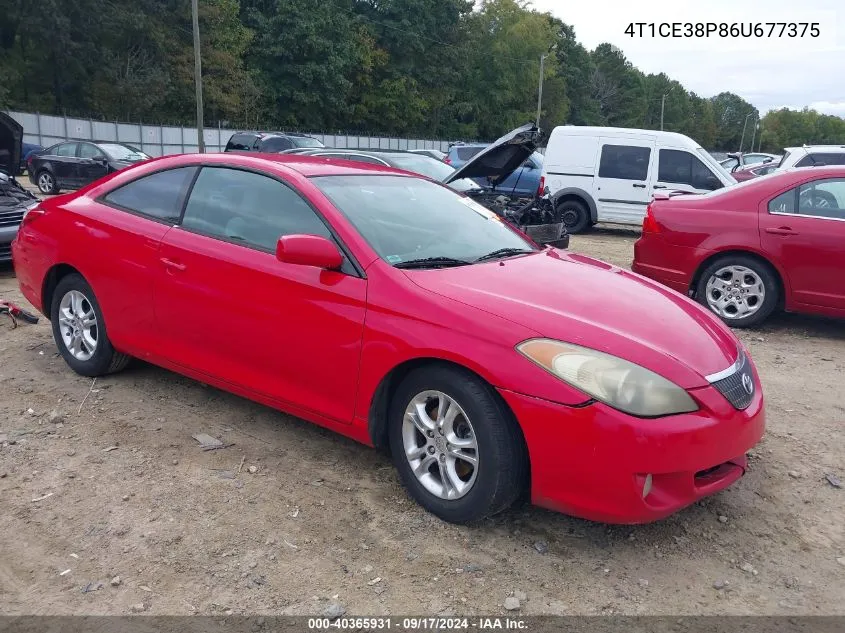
58 290 99 361
38 173 53 193
705 265 765 320
401 390 479 500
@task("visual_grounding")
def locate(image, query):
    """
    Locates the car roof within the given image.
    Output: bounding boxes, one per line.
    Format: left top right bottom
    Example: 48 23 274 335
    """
551 125 699 146
784 145 845 153
159 152 418 178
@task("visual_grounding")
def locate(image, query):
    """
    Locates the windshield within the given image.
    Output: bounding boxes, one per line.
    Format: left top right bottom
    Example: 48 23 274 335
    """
387 153 455 181
384 153 481 192
99 143 148 161
312 175 536 266
291 136 324 148
697 148 736 184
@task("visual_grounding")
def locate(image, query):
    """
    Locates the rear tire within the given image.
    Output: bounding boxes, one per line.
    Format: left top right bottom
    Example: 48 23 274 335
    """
388 365 527 524
36 170 59 195
695 255 779 328
557 199 590 234
50 274 131 377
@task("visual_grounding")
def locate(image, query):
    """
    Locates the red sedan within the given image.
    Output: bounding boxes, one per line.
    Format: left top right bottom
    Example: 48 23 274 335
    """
634 166 845 327
12 153 764 524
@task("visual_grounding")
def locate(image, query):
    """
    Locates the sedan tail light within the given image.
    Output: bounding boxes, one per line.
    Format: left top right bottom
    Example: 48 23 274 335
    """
443 155 452 165
642 203 660 234
536 175 545 197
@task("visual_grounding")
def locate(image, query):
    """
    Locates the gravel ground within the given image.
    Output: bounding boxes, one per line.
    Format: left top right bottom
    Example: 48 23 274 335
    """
1 214 844 616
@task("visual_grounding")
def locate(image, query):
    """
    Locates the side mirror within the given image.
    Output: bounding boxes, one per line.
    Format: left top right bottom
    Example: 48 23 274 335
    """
276 234 344 270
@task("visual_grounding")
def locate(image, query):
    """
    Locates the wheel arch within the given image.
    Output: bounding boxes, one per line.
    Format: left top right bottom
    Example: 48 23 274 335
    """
551 187 598 223
690 249 788 309
41 263 84 319
367 357 528 463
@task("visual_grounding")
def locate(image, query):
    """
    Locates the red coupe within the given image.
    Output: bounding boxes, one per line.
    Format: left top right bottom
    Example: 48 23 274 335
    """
634 166 845 327
12 153 764 524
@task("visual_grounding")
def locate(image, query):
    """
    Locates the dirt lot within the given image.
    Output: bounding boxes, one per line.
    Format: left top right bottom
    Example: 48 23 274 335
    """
1 222 843 617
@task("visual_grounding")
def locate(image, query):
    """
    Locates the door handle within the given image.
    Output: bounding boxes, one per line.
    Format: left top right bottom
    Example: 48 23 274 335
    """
764 227 797 236
160 257 186 271
633 183 646 188
653 185 667 189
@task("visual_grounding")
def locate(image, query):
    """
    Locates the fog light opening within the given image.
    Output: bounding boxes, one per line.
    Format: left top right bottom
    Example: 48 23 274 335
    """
642 473 653 499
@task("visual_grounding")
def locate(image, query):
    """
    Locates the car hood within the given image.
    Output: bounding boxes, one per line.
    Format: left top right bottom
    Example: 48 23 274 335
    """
406 249 740 389
0 112 23 177
444 122 540 187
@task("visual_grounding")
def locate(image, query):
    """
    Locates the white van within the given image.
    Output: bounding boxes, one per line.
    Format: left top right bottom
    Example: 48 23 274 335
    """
541 126 736 232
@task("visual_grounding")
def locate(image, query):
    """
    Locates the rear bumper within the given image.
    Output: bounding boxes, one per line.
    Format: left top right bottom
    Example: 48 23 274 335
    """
632 236 698 294
499 380 765 524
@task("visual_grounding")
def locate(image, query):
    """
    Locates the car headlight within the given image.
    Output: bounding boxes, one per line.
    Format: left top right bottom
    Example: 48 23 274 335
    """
517 338 698 417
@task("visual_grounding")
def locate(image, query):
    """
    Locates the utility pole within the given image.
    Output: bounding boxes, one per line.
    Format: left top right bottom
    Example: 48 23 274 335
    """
536 53 546 128
758 127 764 152
536 44 556 128
739 112 753 153
192 0 205 153
749 118 758 154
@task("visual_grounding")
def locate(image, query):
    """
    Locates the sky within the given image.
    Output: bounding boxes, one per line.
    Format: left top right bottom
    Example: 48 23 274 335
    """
530 0 845 117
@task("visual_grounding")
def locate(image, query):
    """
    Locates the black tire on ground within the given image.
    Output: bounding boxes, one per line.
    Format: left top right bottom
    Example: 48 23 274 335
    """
556 199 590 234
695 255 779 328
36 170 59 195
388 364 528 524
50 273 131 377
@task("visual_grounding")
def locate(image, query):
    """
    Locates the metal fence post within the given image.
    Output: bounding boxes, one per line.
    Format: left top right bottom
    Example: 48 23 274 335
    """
180 125 185 154
35 112 42 147
63 111 69 141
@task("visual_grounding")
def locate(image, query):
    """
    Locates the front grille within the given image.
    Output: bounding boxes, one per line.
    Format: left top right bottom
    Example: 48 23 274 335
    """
710 352 755 410
0 244 11 261
522 222 564 243
0 209 24 228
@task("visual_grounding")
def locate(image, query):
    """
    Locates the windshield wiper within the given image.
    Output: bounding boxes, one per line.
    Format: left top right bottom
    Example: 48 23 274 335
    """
394 257 472 269
474 247 535 263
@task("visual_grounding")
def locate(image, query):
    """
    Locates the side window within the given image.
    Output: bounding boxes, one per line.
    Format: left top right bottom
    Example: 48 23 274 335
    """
180 167 332 252
252 137 262 150
658 149 720 190
226 135 253 151
768 189 796 214
795 154 817 167
103 167 197 223
78 143 104 159
797 178 845 219
56 143 79 157
260 137 293 152
599 144 650 180
456 146 483 161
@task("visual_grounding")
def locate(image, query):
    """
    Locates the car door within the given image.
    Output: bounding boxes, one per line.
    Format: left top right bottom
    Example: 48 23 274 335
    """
760 177 845 309
594 141 655 224
76 142 109 185
91 165 198 353
51 142 80 187
154 166 367 423
653 148 725 196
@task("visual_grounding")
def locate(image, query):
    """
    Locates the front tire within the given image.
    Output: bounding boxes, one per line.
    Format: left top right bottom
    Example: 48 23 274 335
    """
36 170 59 195
388 365 527 523
557 199 590 234
51 274 130 377
695 255 779 328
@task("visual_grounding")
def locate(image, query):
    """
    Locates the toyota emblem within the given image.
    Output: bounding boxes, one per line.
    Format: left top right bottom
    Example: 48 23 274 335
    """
741 373 754 395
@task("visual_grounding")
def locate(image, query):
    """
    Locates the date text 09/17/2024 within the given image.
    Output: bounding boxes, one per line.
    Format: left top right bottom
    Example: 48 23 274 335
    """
624 22 820 38
307 617 528 630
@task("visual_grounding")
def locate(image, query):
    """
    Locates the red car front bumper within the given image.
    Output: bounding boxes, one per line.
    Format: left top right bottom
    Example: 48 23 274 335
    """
499 382 765 524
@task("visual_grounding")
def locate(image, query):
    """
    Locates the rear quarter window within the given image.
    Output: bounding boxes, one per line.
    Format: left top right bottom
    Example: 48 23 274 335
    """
456 146 483 161
103 167 197 223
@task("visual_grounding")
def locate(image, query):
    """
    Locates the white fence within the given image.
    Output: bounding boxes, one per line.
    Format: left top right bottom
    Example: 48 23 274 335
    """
5 111 457 156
